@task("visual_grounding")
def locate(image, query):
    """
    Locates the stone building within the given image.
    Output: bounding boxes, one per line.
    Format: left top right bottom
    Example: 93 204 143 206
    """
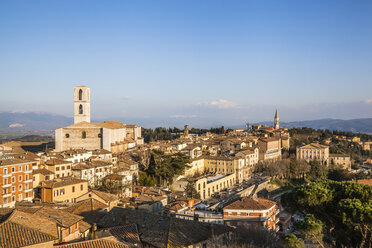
55 86 143 152
296 143 329 165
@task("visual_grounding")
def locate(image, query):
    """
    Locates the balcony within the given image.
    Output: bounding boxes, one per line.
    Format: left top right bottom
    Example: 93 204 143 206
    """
25 170 32 174
2 173 11 178
24 179 32 183
2 184 12 188
2 193 11 198
25 188 33 193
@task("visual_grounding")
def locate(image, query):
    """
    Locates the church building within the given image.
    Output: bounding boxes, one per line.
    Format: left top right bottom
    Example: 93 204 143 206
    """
55 86 143 152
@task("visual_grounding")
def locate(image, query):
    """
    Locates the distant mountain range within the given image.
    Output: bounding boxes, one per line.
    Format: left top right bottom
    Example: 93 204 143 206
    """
1 112 372 135
257 118 372 134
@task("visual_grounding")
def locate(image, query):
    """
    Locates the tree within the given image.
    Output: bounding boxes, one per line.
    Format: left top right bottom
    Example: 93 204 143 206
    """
283 233 304 248
296 214 324 247
184 181 200 199
282 180 372 247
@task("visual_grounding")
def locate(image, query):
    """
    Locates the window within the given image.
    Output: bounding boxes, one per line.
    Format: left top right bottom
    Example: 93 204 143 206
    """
18 194 22 201
11 196 15 202
11 186 15 192
72 186 75 193
19 175 22 182
80 184 83 191
79 89 83 100
198 184 200 190
54 190 59 196
65 133 70 138
11 167 15 173
19 166 22 172
45 176 49 180
3 168 7 175
228 212 232 216
82 131 86 139
67 166 71 169
79 104 83 114
56 167 60 171
19 185 22 191
61 166 65 170
11 177 15 183
25 165 29 171
25 174 29 180
60 188 65 195
98 133 102 138
4 198 7 204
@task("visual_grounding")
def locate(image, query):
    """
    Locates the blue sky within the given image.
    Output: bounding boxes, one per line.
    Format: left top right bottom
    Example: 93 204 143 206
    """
1 0 372 127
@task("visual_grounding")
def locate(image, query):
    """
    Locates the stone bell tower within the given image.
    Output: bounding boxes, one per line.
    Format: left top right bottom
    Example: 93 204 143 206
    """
274 109 279 130
74 86 90 124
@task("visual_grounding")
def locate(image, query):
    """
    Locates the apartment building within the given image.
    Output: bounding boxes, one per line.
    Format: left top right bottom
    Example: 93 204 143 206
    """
329 154 351 170
258 138 282 162
71 160 113 186
223 197 279 231
39 177 88 203
296 143 329 165
204 156 247 183
0 158 34 208
43 158 73 178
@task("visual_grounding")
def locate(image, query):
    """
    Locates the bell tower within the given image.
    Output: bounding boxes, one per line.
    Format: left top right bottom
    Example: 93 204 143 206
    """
274 109 279 129
74 86 90 124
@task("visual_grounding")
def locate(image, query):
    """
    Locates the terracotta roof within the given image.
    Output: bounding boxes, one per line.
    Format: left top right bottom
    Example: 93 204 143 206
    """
0 220 56 248
7 209 59 237
106 224 141 245
92 190 119 202
329 154 350 158
65 121 126 129
224 197 276 211
357 179 372 186
55 238 130 248
40 177 88 188
34 206 84 228
97 208 233 247
299 143 329 149
45 158 71 165
0 158 35 166
33 168 54 175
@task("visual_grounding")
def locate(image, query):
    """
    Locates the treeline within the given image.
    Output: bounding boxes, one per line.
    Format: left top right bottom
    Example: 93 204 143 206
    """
142 126 227 142
256 159 371 181
290 127 372 142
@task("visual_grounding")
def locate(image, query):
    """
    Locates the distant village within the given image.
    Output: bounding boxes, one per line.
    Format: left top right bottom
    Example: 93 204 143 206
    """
0 86 371 248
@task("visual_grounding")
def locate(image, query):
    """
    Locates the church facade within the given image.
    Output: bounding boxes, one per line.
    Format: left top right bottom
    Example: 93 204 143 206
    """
55 86 143 152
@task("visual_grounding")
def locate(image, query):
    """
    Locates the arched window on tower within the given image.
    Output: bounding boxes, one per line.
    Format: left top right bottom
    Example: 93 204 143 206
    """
79 89 83 100
79 104 83 114
82 131 86 139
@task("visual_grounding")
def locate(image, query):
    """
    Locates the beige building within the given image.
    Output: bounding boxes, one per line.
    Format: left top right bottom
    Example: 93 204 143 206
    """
258 138 282 162
329 154 351 170
43 158 72 178
204 156 247 183
195 174 236 200
55 86 143 153
39 178 88 203
296 143 329 165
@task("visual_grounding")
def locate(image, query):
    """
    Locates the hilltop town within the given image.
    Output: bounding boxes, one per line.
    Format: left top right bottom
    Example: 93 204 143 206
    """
0 87 371 248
